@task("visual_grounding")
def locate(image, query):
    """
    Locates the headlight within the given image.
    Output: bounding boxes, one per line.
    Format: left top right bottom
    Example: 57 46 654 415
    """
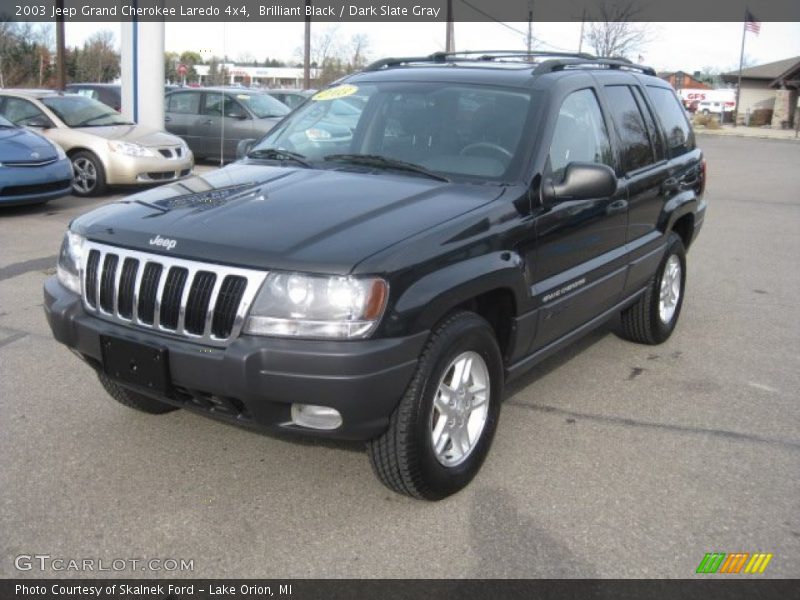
53 142 67 160
108 140 155 157
56 231 85 295
243 272 388 339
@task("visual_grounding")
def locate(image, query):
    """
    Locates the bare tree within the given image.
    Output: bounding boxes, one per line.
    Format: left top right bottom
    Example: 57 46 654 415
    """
349 33 370 71
76 30 119 82
583 2 650 60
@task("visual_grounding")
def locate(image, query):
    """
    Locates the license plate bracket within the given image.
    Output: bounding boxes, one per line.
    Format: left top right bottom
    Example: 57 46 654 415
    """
100 335 170 394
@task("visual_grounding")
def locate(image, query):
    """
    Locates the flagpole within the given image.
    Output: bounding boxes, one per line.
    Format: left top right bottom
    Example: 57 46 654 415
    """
735 10 748 128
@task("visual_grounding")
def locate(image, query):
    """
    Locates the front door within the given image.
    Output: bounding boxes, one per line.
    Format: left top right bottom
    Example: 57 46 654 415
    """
531 87 628 349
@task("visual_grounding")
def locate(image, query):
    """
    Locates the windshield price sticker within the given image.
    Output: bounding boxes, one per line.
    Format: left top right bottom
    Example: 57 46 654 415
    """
312 85 359 102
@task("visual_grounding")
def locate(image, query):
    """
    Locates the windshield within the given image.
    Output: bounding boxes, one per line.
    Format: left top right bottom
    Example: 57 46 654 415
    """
250 81 534 181
233 92 290 118
41 95 129 127
0 115 14 127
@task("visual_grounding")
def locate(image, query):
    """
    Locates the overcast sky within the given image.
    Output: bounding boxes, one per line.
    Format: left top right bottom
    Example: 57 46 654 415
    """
61 21 800 74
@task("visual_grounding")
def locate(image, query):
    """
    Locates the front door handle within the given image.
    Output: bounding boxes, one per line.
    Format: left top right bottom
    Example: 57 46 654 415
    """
164 116 171 122
606 199 628 215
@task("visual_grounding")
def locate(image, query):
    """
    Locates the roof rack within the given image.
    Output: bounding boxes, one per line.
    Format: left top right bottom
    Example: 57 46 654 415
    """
363 50 656 76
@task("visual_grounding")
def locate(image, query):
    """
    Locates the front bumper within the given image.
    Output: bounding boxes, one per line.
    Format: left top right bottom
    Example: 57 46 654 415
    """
44 276 426 440
0 158 72 205
104 151 194 186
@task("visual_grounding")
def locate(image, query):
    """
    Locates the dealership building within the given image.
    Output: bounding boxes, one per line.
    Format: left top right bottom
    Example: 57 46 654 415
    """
723 56 800 128
193 64 319 88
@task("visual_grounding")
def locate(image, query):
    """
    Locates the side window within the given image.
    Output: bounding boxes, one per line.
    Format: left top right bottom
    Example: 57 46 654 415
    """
223 95 246 118
646 86 695 158
1 97 46 126
167 92 200 115
548 88 613 177
604 85 656 173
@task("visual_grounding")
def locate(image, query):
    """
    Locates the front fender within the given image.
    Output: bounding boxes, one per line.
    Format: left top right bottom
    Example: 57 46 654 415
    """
385 251 528 337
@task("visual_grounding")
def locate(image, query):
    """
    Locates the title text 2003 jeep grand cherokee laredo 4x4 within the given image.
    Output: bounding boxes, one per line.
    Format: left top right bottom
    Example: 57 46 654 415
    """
45 51 706 500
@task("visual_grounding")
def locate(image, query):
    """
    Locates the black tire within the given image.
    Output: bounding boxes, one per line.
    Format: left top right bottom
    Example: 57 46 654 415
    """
619 232 687 345
367 311 504 500
97 372 179 414
70 150 107 197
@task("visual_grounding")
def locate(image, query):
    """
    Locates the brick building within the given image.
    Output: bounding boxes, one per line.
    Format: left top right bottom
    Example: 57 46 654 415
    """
658 71 711 91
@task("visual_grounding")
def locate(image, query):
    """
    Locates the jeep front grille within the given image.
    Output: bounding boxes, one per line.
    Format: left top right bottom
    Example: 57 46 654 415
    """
81 241 267 346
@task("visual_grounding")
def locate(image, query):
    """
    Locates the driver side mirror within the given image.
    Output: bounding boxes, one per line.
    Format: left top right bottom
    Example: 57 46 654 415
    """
542 162 617 204
226 109 247 120
236 138 256 160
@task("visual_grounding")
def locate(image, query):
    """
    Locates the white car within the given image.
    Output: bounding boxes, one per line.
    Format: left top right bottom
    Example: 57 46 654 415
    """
697 100 735 115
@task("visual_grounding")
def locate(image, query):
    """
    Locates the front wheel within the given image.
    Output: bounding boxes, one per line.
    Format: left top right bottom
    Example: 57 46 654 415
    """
70 150 107 197
619 232 686 345
367 311 504 500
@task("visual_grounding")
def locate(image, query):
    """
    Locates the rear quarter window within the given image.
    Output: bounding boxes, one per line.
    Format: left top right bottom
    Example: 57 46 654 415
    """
167 92 200 115
647 86 695 158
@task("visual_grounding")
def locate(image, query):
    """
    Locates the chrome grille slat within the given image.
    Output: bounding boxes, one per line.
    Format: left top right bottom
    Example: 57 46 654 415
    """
202 276 224 338
99 254 118 313
84 250 100 308
175 267 197 335
94 250 103 309
117 258 139 320
79 241 267 347
131 259 146 324
152 266 170 329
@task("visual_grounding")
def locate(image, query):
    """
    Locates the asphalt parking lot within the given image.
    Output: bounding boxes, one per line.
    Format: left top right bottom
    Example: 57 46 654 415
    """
1 137 798 579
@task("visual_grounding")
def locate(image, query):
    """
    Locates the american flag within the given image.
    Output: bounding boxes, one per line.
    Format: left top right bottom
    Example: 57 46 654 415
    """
745 9 761 35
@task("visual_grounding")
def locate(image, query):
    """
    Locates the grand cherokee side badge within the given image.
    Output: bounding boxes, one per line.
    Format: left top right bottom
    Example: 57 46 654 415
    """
149 235 177 250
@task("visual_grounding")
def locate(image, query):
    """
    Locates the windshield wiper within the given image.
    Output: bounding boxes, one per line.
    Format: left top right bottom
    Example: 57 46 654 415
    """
247 147 312 168
73 115 128 127
323 154 450 182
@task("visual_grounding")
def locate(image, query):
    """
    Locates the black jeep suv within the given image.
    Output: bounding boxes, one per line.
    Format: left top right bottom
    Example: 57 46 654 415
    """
45 51 706 500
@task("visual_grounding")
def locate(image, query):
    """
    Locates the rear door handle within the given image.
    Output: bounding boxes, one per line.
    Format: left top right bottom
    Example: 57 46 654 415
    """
204 119 214 125
164 116 171 122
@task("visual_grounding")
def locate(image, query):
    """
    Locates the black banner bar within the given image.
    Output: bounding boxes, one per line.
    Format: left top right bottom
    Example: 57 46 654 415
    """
2 579 800 600
3 0 800 22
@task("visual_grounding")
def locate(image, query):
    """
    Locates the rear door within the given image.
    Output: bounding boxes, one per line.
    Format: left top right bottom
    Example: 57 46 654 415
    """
165 91 202 153
598 80 670 293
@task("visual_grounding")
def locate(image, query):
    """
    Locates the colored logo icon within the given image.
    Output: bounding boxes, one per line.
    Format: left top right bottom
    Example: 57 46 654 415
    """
696 552 773 574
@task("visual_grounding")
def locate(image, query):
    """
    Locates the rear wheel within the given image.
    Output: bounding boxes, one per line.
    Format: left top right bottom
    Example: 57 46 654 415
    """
97 372 179 414
619 232 686 345
367 312 504 500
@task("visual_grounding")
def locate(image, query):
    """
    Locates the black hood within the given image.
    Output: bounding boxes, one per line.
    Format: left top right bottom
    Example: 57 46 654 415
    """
73 162 504 274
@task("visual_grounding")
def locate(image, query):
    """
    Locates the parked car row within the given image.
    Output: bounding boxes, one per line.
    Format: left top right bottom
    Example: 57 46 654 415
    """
0 84 313 206
0 90 194 202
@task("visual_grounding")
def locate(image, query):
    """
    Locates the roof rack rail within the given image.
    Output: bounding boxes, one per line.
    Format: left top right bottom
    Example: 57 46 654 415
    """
363 50 656 76
532 57 656 76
